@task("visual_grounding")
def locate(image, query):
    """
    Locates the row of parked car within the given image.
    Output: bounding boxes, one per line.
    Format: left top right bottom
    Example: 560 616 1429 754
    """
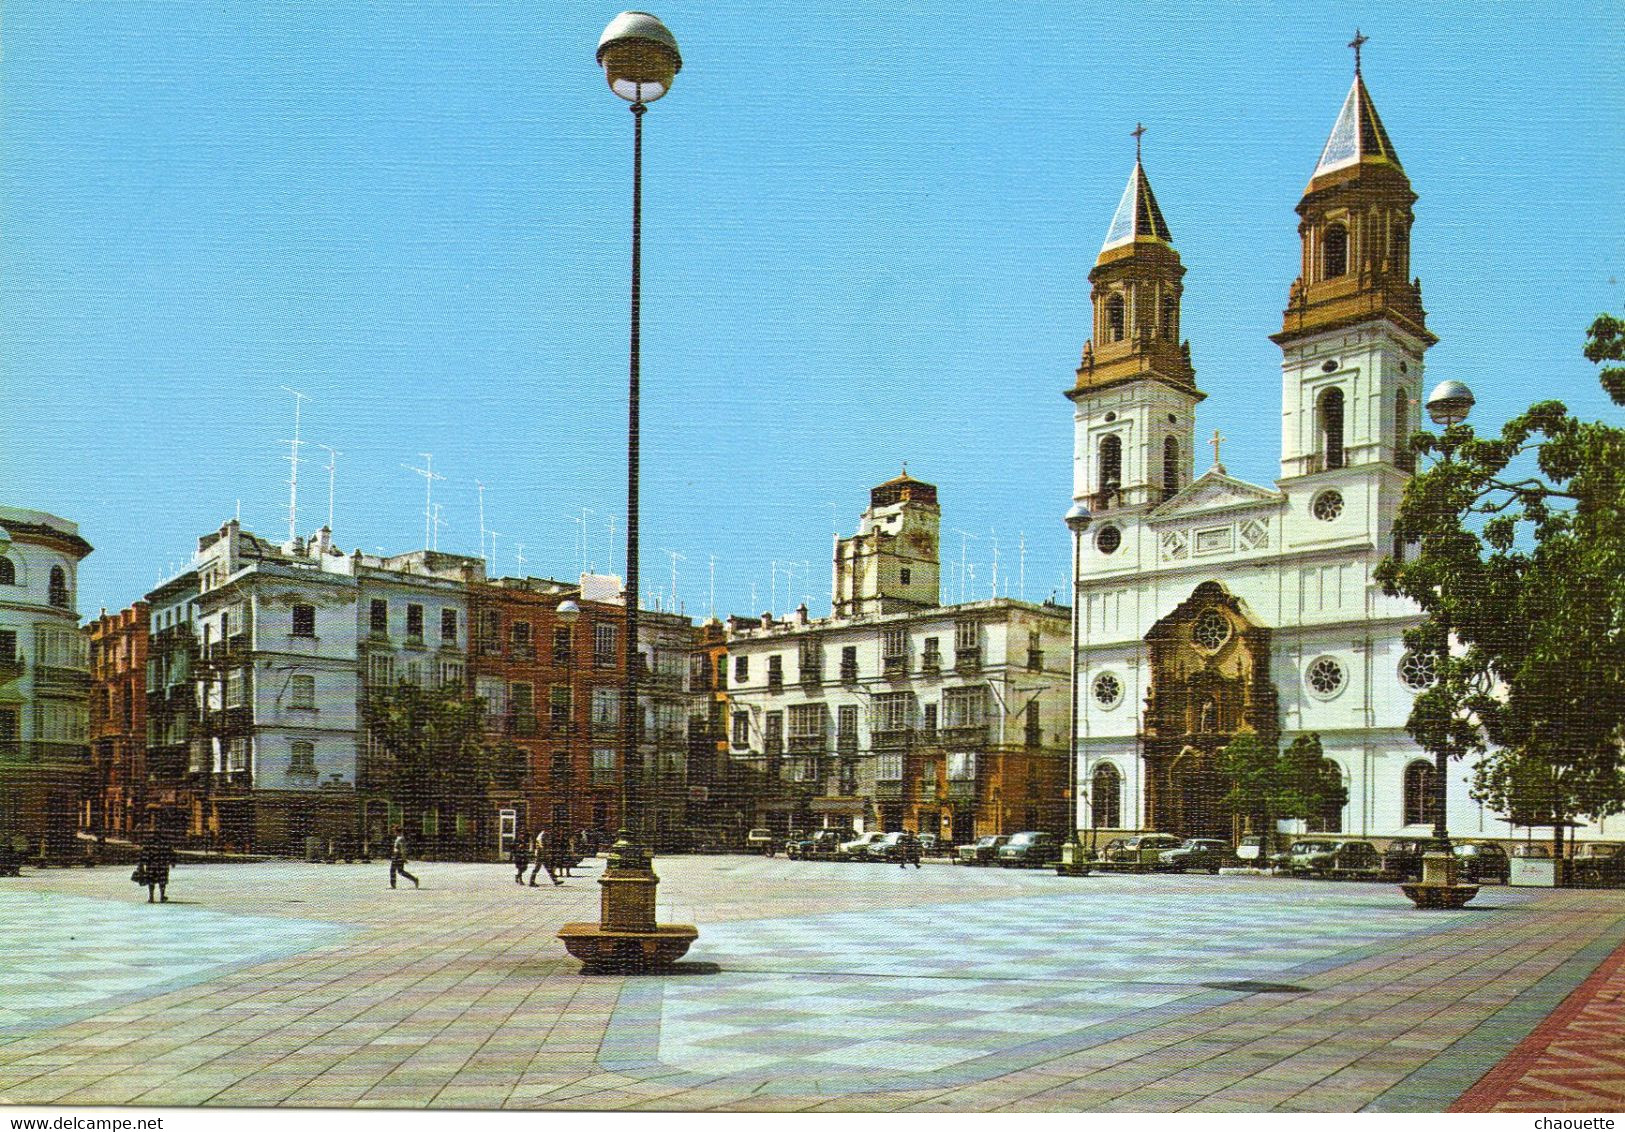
751 825 1625 885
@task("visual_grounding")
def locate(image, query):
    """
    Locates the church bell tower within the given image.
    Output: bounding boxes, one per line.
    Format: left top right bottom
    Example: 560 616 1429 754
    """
1068 128 1204 517
1273 35 1436 480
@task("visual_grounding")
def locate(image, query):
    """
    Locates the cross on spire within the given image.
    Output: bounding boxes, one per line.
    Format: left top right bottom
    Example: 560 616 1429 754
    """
1131 122 1146 162
1209 428 1226 471
1349 29 1368 75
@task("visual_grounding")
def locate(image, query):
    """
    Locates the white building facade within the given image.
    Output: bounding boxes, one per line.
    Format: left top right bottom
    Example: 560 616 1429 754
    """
1067 69 1554 844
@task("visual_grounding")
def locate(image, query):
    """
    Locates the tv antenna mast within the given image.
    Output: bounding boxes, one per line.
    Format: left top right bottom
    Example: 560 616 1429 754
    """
488 529 502 570
514 542 526 576
1019 530 1027 601
607 515 616 576
431 503 447 551
662 549 686 612
475 481 487 562
951 528 979 603
769 559 779 617
402 453 443 549
569 508 595 578
317 445 340 532
279 386 309 544
708 553 718 621
989 528 1000 599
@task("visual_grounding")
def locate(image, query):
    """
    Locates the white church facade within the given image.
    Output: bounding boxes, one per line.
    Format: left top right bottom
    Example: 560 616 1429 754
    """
1067 63 1592 845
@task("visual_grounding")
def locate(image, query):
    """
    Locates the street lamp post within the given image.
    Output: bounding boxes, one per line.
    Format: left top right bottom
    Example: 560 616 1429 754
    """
1058 502 1092 876
558 12 697 970
1400 378 1478 908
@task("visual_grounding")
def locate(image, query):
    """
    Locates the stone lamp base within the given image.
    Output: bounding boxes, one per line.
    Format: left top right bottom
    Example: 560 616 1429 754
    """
557 833 698 972
1400 849 1480 909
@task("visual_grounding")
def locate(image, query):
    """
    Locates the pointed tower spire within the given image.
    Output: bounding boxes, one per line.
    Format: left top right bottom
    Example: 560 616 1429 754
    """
1275 40 1434 349
1101 126 1174 254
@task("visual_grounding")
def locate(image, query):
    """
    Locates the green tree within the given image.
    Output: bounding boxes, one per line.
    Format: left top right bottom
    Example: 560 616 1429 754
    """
1218 732 1346 851
362 681 499 856
1376 314 1625 866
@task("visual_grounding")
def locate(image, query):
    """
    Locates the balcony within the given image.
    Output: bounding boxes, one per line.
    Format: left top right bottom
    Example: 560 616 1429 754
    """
788 734 824 755
946 778 977 803
871 728 912 751
920 653 941 674
798 669 821 690
548 716 575 737
839 664 859 685
882 655 907 678
506 713 538 737
511 642 535 661
939 723 988 748
836 734 858 756
873 779 905 802
954 648 982 673
767 673 784 692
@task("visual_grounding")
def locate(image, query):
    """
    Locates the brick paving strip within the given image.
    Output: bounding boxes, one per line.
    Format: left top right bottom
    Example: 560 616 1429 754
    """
1444 934 1625 1112
0 860 1622 1112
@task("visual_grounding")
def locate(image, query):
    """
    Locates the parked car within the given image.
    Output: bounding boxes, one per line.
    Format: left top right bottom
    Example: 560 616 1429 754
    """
957 834 1009 866
1452 841 1511 884
1102 833 1183 865
917 833 941 856
1573 843 1625 888
1236 833 1291 864
997 831 1061 868
785 828 847 860
745 828 777 856
1380 837 1433 881
1157 838 1233 874
867 830 924 864
1285 838 1382 878
1510 842 1553 858
837 831 890 861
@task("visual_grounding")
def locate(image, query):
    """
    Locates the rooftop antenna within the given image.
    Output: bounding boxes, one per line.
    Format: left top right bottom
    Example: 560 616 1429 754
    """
828 502 840 536
770 559 779 617
1019 531 1027 601
514 542 526 576
318 445 340 531
800 560 813 610
749 581 757 613
569 509 595 578
708 553 718 621
607 515 616 577
431 503 448 551
476 481 487 562
662 548 686 612
951 528 979 604
489 529 502 571
279 386 309 544
402 453 443 549
989 528 1000 601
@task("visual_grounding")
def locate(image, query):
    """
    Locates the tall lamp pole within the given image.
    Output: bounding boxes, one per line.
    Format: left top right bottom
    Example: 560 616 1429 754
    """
1059 502 1092 876
559 11 698 970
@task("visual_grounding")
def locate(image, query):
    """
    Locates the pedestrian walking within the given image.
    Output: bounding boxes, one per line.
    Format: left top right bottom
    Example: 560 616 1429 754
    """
511 830 531 885
899 830 922 870
389 827 419 889
528 827 561 886
135 832 174 902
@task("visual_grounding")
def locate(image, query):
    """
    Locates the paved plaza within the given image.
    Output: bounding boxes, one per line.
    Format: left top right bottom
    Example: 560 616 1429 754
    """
0 855 1621 1112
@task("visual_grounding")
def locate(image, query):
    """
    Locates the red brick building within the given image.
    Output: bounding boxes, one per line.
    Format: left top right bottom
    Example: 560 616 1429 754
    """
86 603 149 838
468 576 627 851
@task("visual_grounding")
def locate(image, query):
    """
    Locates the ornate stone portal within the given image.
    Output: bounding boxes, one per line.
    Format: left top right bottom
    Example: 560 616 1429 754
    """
1143 582 1278 840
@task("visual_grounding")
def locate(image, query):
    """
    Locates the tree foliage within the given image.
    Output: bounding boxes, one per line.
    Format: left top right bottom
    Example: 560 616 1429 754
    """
1219 731 1346 840
362 681 508 844
1376 314 1625 842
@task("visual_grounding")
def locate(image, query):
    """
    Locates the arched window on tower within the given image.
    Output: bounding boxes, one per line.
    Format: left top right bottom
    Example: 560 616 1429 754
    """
48 566 69 609
1105 294 1126 342
1403 759 1438 827
1162 436 1179 500
1098 434 1122 500
1323 223 1349 280
1394 388 1415 472
1091 763 1122 829
0 558 13 586
1319 387 1346 470
1161 293 1177 342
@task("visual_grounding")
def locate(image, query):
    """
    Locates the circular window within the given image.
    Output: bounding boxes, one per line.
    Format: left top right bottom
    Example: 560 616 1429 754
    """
1306 656 1346 698
1092 672 1123 707
1399 650 1438 691
1321 359 1339 373
1096 525 1122 555
1191 608 1230 651
1312 490 1344 522
1104 411 1117 423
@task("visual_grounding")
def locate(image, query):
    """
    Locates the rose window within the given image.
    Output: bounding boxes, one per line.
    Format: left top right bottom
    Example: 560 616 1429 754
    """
1095 525 1122 555
1399 650 1438 690
1191 609 1230 651
1092 672 1122 707
1307 656 1346 697
1312 490 1344 521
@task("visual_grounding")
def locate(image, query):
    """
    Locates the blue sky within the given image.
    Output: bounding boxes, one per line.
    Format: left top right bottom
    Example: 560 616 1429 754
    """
3 2 1620 620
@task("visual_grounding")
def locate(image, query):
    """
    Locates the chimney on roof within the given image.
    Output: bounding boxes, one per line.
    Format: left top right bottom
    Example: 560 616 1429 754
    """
795 602 809 625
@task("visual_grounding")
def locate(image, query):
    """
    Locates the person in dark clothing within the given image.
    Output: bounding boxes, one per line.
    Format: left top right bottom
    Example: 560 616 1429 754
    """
511 831 531 885
898 830 922 869
389 827 419 889
137 835 175 902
